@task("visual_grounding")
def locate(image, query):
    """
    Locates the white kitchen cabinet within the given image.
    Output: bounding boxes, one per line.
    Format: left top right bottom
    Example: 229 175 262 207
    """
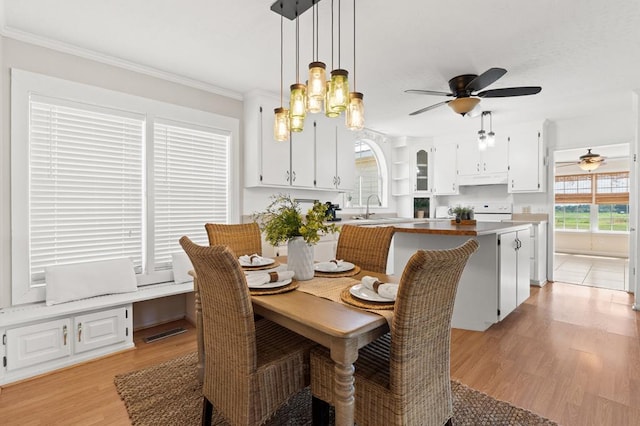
507 125 546 193
529 222 548 286
457 134 508 185
432 138 458 195
2 305 132 384
498 228 531 320
290 125 315 188
313 116 355 191
412 147 432 193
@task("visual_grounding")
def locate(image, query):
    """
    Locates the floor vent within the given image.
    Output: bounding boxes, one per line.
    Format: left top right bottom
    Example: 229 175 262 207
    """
143 327 187 343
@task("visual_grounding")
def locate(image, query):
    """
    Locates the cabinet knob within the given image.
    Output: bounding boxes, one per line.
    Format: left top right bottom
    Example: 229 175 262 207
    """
286 170 290 183
63 324 68 346
292 171 296 182
78 322 83 342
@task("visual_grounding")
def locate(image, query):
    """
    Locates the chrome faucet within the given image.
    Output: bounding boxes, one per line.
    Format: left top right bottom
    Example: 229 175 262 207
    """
365 194 381 219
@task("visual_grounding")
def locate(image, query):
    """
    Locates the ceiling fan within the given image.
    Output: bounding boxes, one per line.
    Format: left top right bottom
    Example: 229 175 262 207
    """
556 149 606 172
406 67 542 116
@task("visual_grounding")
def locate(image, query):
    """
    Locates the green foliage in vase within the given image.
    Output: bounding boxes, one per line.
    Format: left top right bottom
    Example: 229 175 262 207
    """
254 194 339 246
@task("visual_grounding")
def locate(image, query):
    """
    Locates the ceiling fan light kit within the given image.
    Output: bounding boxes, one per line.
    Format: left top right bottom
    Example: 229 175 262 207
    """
407 67 542 116
272 0 364 136
449 97 481 115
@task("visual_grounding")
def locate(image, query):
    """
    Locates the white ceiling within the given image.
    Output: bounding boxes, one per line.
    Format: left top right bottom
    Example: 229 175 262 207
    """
2 0 640 140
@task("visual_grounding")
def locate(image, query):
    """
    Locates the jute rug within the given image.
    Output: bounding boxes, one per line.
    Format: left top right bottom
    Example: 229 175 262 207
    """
115 352 558 426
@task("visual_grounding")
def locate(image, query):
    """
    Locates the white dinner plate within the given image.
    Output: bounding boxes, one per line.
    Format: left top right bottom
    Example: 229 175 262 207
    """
314 261 355 273
239 257 275 267
349 283 396 302
247 278 292 289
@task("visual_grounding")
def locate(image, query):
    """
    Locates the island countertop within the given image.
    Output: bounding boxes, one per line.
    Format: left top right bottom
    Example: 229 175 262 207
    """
391 220 532 236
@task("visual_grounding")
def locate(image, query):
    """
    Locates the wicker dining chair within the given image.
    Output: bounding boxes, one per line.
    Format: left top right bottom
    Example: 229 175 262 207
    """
335 224 395 274
204 222 262 257
180 237 315 426
311 239 479 426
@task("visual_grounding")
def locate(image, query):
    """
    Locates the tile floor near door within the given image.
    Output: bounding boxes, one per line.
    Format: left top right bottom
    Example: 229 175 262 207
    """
554 253 629 291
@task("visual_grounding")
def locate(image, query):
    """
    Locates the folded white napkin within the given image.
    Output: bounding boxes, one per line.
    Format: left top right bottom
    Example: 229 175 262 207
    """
322 259 344 271
246 270 294 287
239 253 264 265
361 275 398 300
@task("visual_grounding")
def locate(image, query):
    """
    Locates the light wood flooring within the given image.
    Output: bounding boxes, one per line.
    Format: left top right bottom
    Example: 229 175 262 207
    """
1 282 639 425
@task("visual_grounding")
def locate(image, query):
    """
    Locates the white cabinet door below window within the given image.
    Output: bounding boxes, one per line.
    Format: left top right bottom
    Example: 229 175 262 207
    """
6 318 72 371
74 307 128 354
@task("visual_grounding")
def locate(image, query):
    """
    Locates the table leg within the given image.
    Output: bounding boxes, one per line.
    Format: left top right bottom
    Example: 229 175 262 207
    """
331 339 358 426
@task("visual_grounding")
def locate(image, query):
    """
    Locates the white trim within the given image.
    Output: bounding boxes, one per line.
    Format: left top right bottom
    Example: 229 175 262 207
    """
1 26 243 101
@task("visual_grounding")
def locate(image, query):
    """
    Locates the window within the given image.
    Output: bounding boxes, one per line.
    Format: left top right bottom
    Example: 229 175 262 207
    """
153 120 230 270
554 171 629 232
11 69 238 304
351 140 383 207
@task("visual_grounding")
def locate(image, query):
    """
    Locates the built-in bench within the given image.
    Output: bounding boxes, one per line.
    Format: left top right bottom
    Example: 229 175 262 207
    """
0 281 194 385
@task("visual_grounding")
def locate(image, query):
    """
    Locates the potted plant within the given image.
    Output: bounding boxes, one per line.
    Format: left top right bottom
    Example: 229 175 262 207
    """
254 194 339 280
449 205 474 222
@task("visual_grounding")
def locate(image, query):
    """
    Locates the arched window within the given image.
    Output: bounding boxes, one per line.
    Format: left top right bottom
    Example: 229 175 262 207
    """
351 139 386 207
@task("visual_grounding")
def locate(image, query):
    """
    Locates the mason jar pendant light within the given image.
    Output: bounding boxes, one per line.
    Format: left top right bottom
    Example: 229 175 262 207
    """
289 13 307 132
274 8 290 142
307 1 326 113
477 111 487 151
326 0 349 115
346 0 364 130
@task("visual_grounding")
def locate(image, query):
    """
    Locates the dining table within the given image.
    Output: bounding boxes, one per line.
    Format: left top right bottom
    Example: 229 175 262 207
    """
194 256 396 426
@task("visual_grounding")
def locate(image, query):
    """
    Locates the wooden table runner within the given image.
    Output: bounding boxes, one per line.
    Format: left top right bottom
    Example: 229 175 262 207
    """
297 276 394 326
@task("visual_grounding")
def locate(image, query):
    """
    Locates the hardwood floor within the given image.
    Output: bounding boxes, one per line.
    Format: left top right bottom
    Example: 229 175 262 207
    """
1 282 639 425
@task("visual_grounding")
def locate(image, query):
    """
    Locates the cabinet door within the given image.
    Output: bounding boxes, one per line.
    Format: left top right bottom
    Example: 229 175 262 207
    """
457 140 480 178
498 232 518 320
516 228 531 305
290 124 315 188
483 133 509 175
6 318 72 371
315 116 338 189
415 149 430 192
74 307 128 354
259 105 291 186
432 140 458 195
336 126 355 191
508 131 542 192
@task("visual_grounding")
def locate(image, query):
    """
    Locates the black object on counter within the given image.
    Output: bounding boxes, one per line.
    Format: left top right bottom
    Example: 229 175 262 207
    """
325 202 342 221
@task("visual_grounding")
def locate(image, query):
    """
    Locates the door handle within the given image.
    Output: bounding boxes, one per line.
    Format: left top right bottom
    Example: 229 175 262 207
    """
78 322 83 342
63 325 68 346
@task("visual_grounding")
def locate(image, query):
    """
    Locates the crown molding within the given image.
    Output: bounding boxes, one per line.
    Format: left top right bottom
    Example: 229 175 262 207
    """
0 26 243 101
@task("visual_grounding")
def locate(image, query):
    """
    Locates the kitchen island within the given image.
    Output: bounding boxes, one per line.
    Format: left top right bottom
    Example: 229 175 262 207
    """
391 221 532 331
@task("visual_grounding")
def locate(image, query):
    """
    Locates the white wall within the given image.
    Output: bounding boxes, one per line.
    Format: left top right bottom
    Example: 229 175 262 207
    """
0 37 243 311
555 232 629 258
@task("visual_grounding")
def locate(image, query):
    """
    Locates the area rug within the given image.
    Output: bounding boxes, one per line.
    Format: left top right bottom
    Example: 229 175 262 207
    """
115 352 558 426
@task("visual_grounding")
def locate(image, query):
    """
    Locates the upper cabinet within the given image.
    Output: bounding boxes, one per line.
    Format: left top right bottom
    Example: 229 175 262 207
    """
507 122 547 193
415 149 430 192
244 92 353 191
432 138 459 195
457 134 508 185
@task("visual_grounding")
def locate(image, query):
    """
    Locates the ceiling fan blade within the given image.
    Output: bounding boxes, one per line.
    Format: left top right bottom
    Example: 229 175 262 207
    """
409 100 449 116
477 86 542 98
465 68 507 92
405 89 453 97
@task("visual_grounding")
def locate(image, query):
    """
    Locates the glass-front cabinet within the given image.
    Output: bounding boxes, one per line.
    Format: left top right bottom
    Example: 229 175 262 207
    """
415 149 429 192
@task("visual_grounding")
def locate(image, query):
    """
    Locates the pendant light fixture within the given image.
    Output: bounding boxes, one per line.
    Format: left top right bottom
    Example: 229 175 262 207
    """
486 111 496 147
477 111 487 151
307 1 326 114
346 0 364 130
274 7 290 142
289 13 307 132
326 0 349 115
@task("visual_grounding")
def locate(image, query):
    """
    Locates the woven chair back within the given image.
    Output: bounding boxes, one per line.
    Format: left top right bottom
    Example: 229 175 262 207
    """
335 225 395 274
390 239 478 422
179 237 258 377
204 222 262 257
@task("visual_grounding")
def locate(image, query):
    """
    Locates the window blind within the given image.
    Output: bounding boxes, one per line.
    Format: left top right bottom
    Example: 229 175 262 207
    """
554 174 593 204
153 121 230 270
29 98 144 284
595 172 629 204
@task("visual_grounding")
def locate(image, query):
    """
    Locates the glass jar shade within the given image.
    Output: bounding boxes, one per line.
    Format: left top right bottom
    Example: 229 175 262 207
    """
289 114 305 132
327 69 349 113
289 83 307 122
307 94 323 114
346 92 365 130
274 107 290 141
324 79 341 118
487 131 496 147
307 62 327 112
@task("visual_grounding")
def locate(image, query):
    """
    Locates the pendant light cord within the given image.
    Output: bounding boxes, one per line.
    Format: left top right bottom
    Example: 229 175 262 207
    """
330 0 334 70
337 0 341 69
295 14 300 83
280 11 284 106
353 0 356 90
